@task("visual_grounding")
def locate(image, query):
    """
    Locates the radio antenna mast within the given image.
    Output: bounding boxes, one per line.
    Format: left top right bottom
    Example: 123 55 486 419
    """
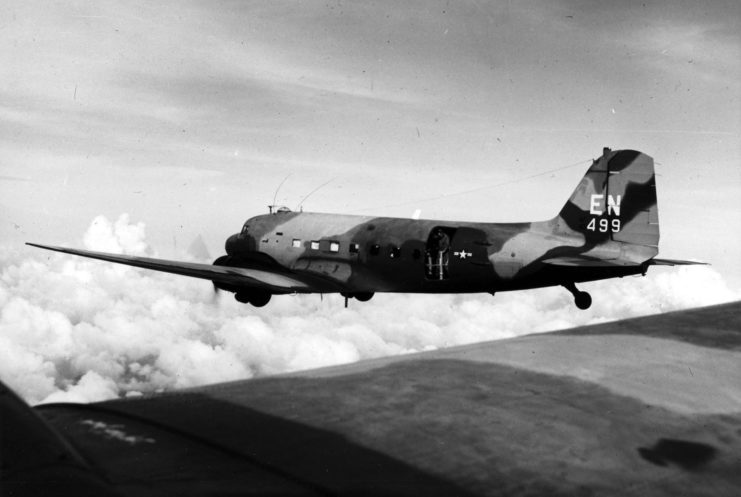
269 173 292 214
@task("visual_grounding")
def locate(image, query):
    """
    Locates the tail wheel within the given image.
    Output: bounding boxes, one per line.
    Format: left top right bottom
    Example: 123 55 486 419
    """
562 282 592 310
575 291 592 310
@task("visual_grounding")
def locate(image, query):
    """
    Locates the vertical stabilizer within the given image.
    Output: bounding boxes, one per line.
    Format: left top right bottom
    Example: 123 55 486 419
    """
555 148 659 259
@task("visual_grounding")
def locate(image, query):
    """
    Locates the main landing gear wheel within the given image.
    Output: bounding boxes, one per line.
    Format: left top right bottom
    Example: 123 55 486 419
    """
354 292 374 302
340 292 375 305
249 292 271 307
235 291 272 307
562 282 592 310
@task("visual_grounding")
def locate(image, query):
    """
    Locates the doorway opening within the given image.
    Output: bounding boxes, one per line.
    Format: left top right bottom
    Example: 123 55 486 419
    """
425 227 455 280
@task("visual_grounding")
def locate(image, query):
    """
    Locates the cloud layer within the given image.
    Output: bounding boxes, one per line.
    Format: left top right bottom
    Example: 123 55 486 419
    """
1 214 737 405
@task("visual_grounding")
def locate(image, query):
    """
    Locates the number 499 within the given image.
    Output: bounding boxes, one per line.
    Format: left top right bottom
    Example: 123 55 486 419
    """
587 218 621 233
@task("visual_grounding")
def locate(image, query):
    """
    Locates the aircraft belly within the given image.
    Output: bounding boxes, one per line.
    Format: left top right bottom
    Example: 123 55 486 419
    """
492 261 523 280
493 263 646 291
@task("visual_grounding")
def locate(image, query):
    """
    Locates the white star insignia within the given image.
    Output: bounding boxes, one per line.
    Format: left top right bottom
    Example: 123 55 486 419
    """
454 250 472 260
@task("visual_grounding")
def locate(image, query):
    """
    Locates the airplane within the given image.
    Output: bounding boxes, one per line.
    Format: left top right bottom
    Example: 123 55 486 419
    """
27 147 704 310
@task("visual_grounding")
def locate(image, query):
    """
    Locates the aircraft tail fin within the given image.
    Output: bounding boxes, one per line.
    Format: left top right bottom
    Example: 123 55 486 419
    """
553 148 659 261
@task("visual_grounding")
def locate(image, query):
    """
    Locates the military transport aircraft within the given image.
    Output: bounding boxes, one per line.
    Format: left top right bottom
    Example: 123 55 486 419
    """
27 148 703 310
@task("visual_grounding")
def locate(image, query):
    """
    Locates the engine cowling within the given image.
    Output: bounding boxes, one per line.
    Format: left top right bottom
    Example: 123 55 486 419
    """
211 256 237 293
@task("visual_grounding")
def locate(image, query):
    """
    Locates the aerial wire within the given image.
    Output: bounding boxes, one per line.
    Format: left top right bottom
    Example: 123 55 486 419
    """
350 157 592 213
297 178 336 212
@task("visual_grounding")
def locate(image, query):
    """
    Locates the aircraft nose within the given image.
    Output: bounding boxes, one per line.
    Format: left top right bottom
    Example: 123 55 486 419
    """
225 234 240 256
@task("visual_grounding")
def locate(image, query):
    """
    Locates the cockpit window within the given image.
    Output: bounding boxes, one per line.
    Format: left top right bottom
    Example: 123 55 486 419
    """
241 224 249 234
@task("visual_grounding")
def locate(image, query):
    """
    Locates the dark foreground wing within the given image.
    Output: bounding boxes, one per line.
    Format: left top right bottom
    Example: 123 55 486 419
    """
10 301 740 496
26 243 311 293
0 381 119 496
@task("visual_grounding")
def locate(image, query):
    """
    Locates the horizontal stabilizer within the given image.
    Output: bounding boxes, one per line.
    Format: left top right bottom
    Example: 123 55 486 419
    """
542 256 640 267
648 258 708 266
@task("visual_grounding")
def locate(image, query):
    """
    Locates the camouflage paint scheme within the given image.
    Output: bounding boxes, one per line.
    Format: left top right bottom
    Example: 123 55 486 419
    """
28 148 701 308
222 148 658 294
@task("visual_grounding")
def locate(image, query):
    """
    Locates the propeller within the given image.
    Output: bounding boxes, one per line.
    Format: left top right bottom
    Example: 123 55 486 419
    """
210 255 231 303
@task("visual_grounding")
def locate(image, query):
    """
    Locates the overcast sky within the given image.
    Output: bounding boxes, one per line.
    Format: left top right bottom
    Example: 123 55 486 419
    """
1 1 740 403
2 0 739 280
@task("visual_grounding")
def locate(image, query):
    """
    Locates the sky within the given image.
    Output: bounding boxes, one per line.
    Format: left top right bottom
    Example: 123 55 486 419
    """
1 1 740 403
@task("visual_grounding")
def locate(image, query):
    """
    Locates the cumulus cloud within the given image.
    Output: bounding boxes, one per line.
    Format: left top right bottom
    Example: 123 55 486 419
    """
0 214 737 405
82 214 149 254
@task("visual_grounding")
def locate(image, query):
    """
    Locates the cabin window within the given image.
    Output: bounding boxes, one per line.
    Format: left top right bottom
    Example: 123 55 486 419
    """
370 244 380 256
311 240 320 250
329 241 340 252
389 246 400 258
292 239 301 248
349 243 360 254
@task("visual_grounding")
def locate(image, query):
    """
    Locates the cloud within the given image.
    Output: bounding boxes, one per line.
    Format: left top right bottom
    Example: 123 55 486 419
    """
82 214 149 254
0 214 737 405
40 371 118 404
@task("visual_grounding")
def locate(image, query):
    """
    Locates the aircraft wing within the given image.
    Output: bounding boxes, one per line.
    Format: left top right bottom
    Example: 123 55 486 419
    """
25 243 312 293
4 301 740 496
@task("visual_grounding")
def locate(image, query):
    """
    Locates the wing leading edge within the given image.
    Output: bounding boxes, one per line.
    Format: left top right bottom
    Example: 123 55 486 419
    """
25 243 311 293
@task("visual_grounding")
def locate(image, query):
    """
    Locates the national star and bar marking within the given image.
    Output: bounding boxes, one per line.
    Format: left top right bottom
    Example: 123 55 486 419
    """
454 250 472 260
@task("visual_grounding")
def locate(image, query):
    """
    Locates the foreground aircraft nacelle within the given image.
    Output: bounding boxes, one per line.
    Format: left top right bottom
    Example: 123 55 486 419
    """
28 148 703 309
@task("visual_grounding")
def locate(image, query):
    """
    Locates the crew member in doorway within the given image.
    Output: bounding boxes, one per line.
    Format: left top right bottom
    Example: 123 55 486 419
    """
428 229 450 280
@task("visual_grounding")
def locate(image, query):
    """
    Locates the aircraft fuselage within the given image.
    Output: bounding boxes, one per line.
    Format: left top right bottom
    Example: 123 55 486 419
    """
222 210 645 297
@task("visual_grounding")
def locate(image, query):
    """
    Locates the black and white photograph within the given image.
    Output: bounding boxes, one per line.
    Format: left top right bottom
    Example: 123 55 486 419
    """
1 1 740 495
